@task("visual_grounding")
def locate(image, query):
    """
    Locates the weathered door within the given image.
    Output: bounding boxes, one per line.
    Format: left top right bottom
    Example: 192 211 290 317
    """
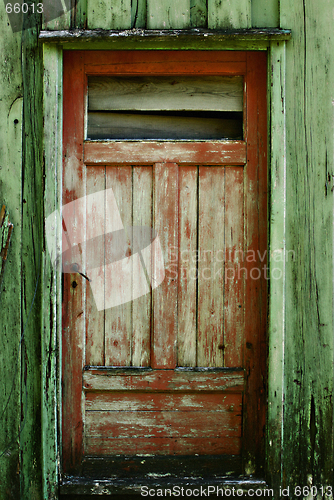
62 51 267 475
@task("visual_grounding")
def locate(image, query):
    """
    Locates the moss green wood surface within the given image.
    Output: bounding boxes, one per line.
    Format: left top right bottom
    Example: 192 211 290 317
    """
42 4 71 30
208 0 251 29
131 0 146 28
280 0 334 491
147 0 190 29
73 0 87 29
42 44 63 500
0 5 22 498
267 41 286 490
190 0 207 27
87 0 131 29
20 13 44 500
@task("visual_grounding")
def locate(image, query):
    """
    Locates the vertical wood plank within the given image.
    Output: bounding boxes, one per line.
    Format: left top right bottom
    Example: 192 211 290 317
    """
20 16 44 498
0 9 22 493
42 0 71 30
177 166 198 367
197 167 225 368
152 163 178 369
147 0 190 29
132 166 152 367
42 44 62 499
280 0 334 488
105 166 132 366
131 0 147 28
267 40 286 490
242 51 267 474
72 0 88 28
62 51 85 473
87 0 131 29
224 167 244 367
190 0 207 27
85 167 105 366
251 0 279 28
208 0 251 29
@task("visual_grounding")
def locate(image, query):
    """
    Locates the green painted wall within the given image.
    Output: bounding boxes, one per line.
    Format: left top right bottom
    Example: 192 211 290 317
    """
0 0 333 498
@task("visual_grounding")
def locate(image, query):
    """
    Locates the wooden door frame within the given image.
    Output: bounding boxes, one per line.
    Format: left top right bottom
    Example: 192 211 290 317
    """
41 36 288 497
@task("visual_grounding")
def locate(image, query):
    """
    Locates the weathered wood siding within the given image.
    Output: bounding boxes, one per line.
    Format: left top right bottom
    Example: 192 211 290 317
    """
0 0 333 497
0 6 44 500
0 8 22 500
43 0 280 30
279 0 334 491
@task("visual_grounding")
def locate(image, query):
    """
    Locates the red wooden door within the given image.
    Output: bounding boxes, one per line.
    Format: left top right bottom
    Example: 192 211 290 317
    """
62 51 267 475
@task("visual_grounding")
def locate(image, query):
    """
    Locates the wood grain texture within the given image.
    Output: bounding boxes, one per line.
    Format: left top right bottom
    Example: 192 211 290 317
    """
242 51 267 474
132 166 152 367
83 369 244 392
131 0 146 28
0 6 22 494
190 0 207 27
147 0 190 29
266 41 286 488
83 50 247 74
85 436 241 456
86 392 242 412
42 44 62 499
251 0 279 28
87 0 131 29
208 0 251 29
279 0 334 489
84 141 246 165
85 167 105 366
223 167 244 367
177 167 198 366
20 17 44 499
152 163 178 369
86 409 241 438
197 167 225 367
88 76 243 112
72 0 87 28
105 166 132 366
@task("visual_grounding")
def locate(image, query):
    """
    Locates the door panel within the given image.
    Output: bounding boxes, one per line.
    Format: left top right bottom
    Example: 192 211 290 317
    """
62 50 267 475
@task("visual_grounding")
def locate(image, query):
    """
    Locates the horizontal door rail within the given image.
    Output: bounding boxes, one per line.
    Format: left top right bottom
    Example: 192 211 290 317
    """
84 140 246 165
83 368 244 392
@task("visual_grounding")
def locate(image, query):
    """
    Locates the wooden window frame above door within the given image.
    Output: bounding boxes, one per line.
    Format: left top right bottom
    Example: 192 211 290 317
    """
41 36 288 498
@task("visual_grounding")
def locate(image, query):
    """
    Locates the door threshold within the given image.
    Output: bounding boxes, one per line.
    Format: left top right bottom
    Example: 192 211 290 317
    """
59 456 268 496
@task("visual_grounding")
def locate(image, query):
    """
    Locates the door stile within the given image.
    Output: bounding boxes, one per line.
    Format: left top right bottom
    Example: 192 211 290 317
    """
62 51 86 472
242 51 267 472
